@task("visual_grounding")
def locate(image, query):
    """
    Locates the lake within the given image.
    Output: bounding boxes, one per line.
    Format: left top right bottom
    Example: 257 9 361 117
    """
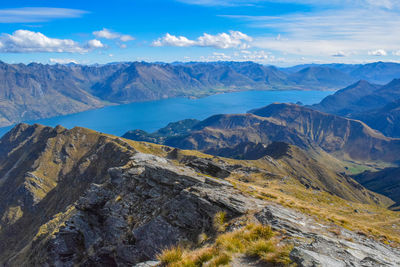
0 90 332 137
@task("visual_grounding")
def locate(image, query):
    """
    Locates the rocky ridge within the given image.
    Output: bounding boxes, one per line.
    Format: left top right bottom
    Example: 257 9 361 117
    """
0 124 399 266
9 152 400 266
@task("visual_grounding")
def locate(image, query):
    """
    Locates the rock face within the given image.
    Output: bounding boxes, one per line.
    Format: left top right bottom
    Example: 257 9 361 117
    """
11 152 400 266
16 153 264 266
0 123 136 264
257 205 400 267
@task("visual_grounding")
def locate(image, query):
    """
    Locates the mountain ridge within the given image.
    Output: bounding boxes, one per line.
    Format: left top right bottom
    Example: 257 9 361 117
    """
0 123 399 265
1 61 400 128
124 103 400 163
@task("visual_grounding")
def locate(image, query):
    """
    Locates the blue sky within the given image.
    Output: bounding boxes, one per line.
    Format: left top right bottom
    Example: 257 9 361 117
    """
0 0 399 66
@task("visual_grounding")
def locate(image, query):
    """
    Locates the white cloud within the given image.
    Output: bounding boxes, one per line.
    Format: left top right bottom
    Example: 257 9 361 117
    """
50 58 78 64
120 35 134 42
0 30 85 53
178 0 400 9
393 50 400 56
223 7 400 59
332 51 349 57
93 28 134 42
368 49 387 56
153 33 195 47
87 39 105 49
0 7 87 23
153 31 252 49
0 30 104 53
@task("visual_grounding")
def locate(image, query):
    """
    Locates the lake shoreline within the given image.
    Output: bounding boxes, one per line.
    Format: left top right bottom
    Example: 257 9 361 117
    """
0 90 332 138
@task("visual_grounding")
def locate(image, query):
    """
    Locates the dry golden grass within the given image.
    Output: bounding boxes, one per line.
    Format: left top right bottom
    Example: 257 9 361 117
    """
213 211 227 232
157 219 293 267
123 139 400 246
230 178 400 246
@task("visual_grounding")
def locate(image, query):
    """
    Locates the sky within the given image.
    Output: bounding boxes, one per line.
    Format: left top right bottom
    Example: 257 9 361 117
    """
0 0 400 66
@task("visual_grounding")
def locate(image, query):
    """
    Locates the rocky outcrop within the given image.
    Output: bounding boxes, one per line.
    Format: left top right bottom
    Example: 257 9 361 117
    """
0 124 398 266
180 155 231 178
257 205 400 266
11 153 400 266
22 153 264 266
0 123 136 264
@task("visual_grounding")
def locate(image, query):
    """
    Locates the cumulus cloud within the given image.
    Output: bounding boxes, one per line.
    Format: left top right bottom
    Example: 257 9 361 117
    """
153 31 252 49
50 58 78 64
368 49 387 56
153 33 195 47
0 7 87 23
0 30 85 53
393 50 400 56
0 30 104 53
87 39 105 49
93 28 134 42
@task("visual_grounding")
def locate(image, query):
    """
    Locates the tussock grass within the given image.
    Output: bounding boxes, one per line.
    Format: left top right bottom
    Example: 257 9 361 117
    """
157 246 183 265
157 219 293 266
213 211 227 232
119 138 400 246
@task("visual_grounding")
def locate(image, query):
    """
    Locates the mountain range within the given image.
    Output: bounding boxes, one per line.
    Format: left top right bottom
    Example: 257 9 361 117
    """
123 103 400 163
123 102 400 211
2 60 400 266
1 61 400 128
281 61 400 84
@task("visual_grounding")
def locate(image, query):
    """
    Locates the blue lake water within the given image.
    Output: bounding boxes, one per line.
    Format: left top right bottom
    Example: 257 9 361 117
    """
0 90 332 137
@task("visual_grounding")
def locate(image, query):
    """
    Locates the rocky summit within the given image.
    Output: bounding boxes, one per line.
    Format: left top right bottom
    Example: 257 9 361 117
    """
0 124 399 266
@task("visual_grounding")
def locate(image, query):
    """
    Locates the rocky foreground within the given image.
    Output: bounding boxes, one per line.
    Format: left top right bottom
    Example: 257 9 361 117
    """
0 124 399 266
10 152 399 266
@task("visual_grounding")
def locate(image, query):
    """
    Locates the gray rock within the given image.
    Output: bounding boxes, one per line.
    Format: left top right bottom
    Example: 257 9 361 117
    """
181 156 231 178
133 260 160 267
255 205 400 267
36 152 400 267
43 153 262 266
